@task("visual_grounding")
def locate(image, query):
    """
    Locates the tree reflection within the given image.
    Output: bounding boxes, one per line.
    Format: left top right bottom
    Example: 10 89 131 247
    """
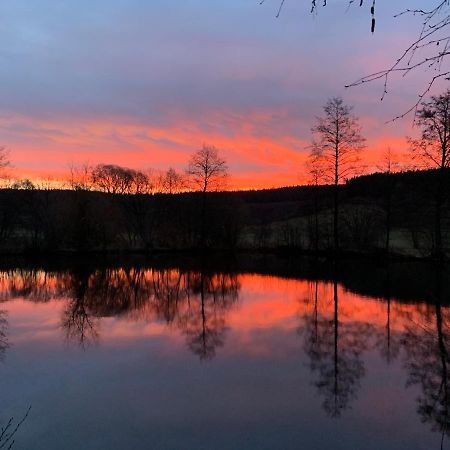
0 310 8 361
62 269 99 349
56 264 240 358
375 267 400 364
302 270 373 417
402 267 450 448
0 268 68 303
177 271 239 360
152 269 184 324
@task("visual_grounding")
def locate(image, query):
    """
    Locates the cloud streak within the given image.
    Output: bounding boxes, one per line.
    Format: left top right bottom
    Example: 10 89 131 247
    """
0 0 436 188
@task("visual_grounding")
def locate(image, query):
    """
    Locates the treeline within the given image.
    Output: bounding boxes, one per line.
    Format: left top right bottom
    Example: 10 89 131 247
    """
0 187 244 252
1 253 447 305
0 167 448 256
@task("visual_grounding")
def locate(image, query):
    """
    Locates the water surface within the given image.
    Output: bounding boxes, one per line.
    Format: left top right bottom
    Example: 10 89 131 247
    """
0 257 448 450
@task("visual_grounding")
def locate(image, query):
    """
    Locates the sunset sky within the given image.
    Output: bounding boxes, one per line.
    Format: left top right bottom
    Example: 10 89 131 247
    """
0 0 442 189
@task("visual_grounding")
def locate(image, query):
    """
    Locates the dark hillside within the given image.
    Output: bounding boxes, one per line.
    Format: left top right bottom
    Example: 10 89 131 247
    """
0 168 448 256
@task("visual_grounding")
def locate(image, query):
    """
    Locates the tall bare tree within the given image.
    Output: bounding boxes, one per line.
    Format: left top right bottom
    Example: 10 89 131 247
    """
187 145 228 248
408 90 450 256
187 145 228 193
310 97 366 251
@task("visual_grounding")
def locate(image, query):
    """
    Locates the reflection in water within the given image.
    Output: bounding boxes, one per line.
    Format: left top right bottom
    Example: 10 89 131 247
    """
375 266 401 364
302 275 374 417
402 268 450 449
0 310 8 361
62 269 100 349
178 271 239 360
1 259 450 449
6 266 240 358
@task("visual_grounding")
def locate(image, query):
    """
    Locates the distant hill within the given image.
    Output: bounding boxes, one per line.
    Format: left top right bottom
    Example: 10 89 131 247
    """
0 168 448 257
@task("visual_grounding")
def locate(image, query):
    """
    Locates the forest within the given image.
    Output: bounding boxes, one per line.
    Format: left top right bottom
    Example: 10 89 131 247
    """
0 167 448 258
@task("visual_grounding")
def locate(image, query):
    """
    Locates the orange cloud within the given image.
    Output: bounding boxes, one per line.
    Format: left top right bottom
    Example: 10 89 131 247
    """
1 106 414 190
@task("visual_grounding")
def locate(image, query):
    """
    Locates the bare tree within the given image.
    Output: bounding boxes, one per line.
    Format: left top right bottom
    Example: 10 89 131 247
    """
187 145 228 193
90 164 153 195
264 1 450 117
0 148 11 187
310 97 366 251
408 90 450 256
159 167 185 194
187 145 228 247
68 162 92 191
347 2 450 118
0 148 10 172
128 169 154 195
91 164 131 194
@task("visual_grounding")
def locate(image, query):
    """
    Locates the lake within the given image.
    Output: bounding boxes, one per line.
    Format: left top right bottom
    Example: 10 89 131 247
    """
0 255 448 450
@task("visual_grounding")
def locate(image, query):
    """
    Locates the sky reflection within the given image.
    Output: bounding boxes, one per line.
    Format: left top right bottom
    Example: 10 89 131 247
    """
0 263 447 449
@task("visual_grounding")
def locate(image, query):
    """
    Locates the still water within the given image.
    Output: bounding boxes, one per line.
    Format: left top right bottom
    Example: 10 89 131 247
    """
0 256 449 450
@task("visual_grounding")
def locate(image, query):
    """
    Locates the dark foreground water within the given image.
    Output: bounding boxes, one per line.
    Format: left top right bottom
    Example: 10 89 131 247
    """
0 256 449 450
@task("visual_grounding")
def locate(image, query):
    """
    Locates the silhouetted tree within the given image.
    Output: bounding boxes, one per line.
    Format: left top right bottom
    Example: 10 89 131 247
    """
159 167 185 194
91 164 131 194
10 179 35 190
68 162 92 191
187 145 228 193
0 147 10 180
305 155 325 251
310 97 366 251
91 164 152 195
409 90 450 257
187 145 228 247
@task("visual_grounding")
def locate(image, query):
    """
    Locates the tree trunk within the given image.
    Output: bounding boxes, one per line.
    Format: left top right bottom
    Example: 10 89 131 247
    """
333 270 339 412
200 190 207 250
314 185 319 252
435 167 444 258
385 179 392 254
334 140 339 253
333 182 339 252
